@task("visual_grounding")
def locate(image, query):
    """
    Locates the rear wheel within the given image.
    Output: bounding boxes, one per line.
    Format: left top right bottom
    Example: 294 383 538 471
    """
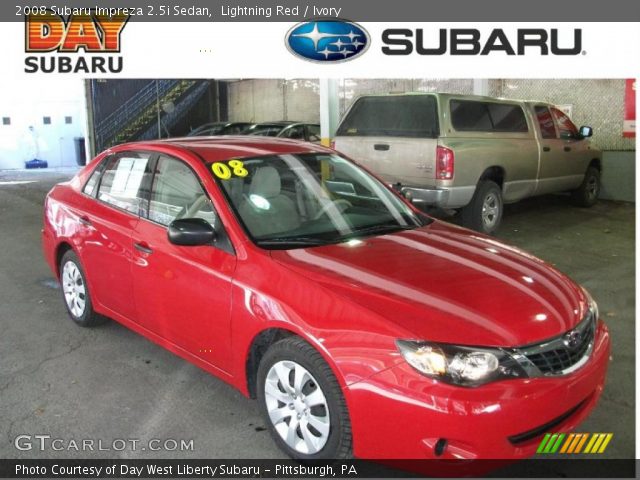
460 180 503 235
571 166 600 207
59 250 106 327
257 337 352 459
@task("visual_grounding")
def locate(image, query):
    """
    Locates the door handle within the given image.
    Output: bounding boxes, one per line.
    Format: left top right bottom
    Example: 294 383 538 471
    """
134 242 153 254
564 146 572 152
542 146 551 152
78 216 92 227
374 144 390 151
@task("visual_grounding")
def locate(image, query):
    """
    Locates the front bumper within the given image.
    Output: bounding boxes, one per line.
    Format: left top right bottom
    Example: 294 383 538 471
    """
346 320 610 459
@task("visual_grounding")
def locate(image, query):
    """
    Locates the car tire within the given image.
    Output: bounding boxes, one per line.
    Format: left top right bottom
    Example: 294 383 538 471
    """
460 180 503 235
257 336 352 460
59 250 107 327
571 166 600 207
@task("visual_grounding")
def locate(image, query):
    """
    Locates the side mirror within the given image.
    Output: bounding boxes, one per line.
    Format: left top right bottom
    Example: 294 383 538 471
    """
168 218 216 246
579 125 593 138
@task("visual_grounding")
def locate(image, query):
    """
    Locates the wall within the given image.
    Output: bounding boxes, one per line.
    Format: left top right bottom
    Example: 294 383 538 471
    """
0 78 87 170
227 79 319 123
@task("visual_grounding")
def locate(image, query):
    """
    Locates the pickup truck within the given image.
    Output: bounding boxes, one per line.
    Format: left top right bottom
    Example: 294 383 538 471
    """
334 93 602 234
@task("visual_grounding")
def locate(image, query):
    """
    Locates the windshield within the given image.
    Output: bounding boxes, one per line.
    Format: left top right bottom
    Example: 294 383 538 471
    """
211 153 428 249
336 95 439 138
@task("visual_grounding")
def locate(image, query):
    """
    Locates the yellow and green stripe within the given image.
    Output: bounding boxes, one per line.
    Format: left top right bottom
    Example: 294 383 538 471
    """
537 433 613 454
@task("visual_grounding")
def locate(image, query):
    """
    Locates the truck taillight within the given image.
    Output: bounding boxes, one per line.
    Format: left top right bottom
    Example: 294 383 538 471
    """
436 146 454 180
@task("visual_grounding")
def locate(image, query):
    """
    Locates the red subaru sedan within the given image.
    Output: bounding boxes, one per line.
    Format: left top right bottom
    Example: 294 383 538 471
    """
42 137 610 461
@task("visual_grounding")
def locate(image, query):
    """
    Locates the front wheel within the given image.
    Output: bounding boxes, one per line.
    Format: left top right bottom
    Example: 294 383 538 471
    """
257 337 352 460
460 180 503 235
571 166 600 207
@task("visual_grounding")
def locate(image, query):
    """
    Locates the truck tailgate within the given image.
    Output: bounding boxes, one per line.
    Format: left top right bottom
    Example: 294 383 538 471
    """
334 136 438 186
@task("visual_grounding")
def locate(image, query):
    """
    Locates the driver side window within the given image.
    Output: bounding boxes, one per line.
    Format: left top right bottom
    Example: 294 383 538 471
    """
148 156 217 227
551 108 579 138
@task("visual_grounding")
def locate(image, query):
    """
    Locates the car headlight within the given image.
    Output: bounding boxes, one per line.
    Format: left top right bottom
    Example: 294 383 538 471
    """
582 287 599 321
395 340 528 387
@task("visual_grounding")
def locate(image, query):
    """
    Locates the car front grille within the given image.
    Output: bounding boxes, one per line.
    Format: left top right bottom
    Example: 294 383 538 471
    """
516 312 596 376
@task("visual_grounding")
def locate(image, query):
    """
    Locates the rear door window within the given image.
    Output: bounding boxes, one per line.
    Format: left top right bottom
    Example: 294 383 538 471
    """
336 95 439 138
450 100 528 132
97 153 152 215
83 159 108 197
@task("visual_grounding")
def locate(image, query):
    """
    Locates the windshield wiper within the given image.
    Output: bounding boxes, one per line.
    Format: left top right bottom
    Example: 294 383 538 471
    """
345 223 417 239
255 236 335 248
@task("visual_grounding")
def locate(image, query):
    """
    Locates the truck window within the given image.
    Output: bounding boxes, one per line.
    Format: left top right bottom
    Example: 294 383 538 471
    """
534 106 557 139
336 95 439 138
551 107 579 138
487 104 529 132
450 100 528 133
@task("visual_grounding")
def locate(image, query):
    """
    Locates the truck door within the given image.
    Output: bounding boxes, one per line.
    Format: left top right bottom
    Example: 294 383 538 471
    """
534 105 587 194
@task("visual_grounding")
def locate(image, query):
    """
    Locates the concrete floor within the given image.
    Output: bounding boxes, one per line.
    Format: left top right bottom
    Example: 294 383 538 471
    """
0 170 634 461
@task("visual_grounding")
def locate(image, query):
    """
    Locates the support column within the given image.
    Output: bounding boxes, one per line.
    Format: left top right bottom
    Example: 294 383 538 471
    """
473 79 490 96
319 78 339 147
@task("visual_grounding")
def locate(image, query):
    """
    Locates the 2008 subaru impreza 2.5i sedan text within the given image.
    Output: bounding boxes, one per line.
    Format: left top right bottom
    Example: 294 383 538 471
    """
42 137 610 461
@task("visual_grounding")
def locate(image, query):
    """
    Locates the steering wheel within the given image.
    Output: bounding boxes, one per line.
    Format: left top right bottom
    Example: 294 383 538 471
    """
312 199 353 220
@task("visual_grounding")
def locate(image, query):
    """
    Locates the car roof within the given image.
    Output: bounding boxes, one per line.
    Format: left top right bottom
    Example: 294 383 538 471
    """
116 136 330 163
354 92 532 104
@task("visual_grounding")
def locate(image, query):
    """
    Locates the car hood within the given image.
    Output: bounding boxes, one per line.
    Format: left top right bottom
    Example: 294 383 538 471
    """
270 221 589 347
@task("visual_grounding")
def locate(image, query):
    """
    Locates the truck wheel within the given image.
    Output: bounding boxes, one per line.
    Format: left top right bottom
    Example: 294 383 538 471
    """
571 166 600 207
461 180 503 235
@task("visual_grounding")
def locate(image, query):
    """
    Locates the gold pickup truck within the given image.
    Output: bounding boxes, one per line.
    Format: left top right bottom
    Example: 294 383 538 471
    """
334 93 602 234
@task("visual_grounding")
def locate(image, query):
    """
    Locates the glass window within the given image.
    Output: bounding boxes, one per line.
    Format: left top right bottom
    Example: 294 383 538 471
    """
307 124 321 142
551 108 579 138
282 125 305 140
83 159 107 197
451 100 492 131
43 116 51 125
336 95 439 138
214 153 427 248
247 125 284 137
224 124 246 135
534 106 557 139
451 100 528 133
97 153 152 215
2 117 9 126
65 116 72 124
487 104 528 132
148 155 216 227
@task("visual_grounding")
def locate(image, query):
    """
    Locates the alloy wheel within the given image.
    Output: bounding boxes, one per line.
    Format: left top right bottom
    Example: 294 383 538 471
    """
62 261 86 318
587 175 599 201
264 360 330 455
481 192 500 230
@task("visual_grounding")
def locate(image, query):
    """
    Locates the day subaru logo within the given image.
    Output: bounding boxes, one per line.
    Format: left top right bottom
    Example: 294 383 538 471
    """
285 20 370 63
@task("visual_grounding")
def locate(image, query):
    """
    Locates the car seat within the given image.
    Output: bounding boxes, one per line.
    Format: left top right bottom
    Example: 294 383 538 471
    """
239 166 301 237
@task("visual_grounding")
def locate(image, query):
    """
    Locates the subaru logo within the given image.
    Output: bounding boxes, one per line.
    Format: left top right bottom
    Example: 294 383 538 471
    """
563 329 582 349
285 20 370 63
